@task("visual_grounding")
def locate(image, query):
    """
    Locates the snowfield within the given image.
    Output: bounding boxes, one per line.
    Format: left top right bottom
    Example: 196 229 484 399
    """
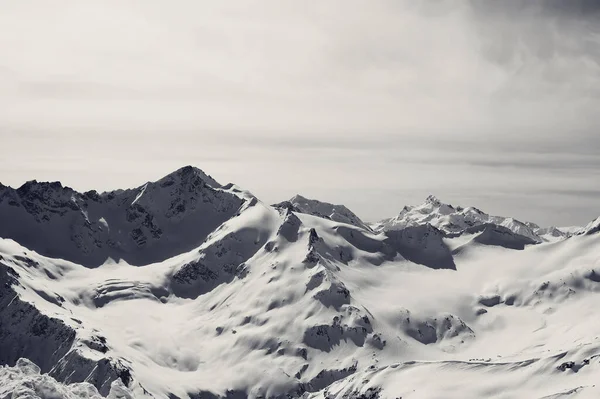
0 167 599 398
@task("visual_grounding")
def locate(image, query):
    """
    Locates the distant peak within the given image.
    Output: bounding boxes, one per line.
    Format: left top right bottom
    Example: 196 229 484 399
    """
16 180 67 194
285 193 370 231
290 194 345 209
290 194 308 202
158 166 221 188
18 180 63 188
425 195 441 205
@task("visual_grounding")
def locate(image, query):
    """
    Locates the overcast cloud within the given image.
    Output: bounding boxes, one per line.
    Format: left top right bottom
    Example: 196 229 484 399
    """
0 0 598 226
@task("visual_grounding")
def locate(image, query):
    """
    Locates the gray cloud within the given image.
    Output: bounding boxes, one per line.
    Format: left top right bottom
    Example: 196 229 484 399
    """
0 1 598 226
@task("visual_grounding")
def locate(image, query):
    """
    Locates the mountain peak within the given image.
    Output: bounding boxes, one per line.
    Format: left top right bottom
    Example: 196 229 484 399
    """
156 166 221 189
16 180 67 193
376 196 556 243
290 194 308 202
0 167 244 266
175 165 202 177
283 194 372 231
425 194 442 205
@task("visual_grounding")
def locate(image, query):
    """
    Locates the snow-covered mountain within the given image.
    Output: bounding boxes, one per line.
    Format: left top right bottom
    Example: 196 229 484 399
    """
274 194 372 232
372 195 568 243
0 166 243 266
1 167 599 399
578 216 600 236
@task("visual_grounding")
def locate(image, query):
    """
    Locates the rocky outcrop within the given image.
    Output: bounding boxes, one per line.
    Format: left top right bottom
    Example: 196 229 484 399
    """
0 262 75 373
384 225 456 270
396 309 474 345
0 358 133 399
0 262 128 395
171 226 266 299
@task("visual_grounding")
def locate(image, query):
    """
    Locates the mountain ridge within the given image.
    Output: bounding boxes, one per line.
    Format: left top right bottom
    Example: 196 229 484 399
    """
0 166 244 266
371 195 569 243
0 166 595 269
0 166 589 242
1 166 599 399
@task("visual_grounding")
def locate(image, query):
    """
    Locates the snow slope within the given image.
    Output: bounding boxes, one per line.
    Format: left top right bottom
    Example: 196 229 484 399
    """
578 217 600 236
1 167 599 399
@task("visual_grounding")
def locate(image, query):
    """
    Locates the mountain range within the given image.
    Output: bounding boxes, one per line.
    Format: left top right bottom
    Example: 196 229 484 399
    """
1 166 599 399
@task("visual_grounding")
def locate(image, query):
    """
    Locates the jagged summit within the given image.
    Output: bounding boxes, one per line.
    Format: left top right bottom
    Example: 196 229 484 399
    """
2 180 76 206
424 194 442 206
372 195 565 243
1 166 220 198
0 166 244 266
17 180 66 191
154 165 222 189
275 194 372 231
289 193 309 203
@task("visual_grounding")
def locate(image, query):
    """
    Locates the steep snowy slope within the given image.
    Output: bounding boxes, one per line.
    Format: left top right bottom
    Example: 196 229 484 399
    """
275 195 372 232
0 168 599 399
577 217 600 236
373 195 567 243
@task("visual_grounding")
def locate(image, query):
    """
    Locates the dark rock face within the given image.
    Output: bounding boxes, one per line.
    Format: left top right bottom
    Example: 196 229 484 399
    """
557 361 575 371
478 295 502 307
312 280 351 310
396 309 474 345
0 262 125 395
305 361 358 392
303 323 369 352
303 311 373 352
586 270 600 283
0 167 244 267
271 200 298 214
276 210 302 243
468 224 538 250
336 226 385 255
0 263 76 372
281 194 373 232
581 217 600 235
82 335 109 353
308 228 320 245
171 227 266 299
384 225 456 270
50 351 129 396
327 386 382 399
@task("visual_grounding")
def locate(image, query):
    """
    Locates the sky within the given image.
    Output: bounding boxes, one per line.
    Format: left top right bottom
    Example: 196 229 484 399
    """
0 0 599 226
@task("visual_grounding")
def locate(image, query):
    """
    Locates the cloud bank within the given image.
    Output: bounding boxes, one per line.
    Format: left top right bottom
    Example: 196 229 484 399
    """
0 0 598 225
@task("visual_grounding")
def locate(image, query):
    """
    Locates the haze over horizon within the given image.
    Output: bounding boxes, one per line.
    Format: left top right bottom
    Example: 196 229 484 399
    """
1 0 599 226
